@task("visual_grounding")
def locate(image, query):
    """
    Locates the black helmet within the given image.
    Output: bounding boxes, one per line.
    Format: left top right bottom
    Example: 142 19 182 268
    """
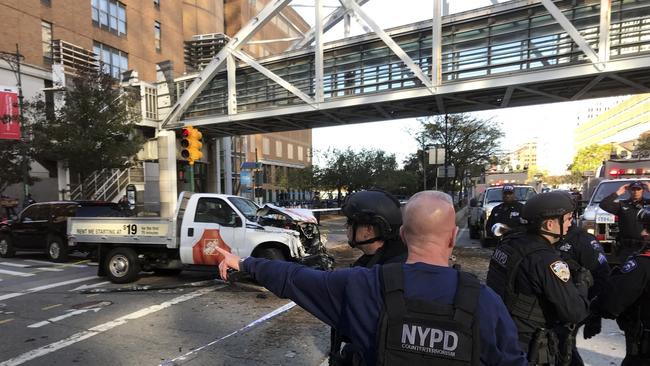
342 190 402 244
522 191 575 224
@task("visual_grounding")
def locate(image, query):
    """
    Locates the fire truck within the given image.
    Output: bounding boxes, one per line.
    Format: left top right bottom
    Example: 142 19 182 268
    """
580 158 650 264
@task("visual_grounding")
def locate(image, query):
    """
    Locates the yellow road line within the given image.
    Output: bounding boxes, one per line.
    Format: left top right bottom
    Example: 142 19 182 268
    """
86 294 99 298
42 304 63 311
0 318 14 325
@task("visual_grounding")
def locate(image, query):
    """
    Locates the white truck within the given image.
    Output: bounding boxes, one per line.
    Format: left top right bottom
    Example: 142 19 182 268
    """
67 192 333 283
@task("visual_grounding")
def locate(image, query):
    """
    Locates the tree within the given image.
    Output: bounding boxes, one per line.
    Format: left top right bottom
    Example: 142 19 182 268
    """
409 114 504 194
569 144 611 177
0 140 35 193
636 132 650 155
25 68 144 184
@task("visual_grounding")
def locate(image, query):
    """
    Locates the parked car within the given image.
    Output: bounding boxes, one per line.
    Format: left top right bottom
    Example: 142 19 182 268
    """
0 201 128 262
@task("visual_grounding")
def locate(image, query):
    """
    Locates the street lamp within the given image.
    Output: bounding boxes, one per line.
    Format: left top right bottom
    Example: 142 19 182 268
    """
0 44 29 205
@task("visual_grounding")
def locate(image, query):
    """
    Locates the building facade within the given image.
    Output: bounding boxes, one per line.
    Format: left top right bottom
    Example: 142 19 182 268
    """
0 0 314 209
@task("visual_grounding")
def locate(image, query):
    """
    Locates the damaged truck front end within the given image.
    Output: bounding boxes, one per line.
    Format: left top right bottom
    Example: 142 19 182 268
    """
256 204 334 270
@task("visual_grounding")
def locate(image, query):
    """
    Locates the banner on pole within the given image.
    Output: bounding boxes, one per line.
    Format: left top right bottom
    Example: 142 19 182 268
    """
0 87 20 140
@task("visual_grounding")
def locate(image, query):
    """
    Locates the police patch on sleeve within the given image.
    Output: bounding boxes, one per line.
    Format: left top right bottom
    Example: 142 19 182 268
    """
549 261 571 282
621 259 637 273
598 253 608 265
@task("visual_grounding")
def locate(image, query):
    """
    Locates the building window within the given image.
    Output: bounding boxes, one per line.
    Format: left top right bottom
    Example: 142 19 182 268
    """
276 141 283 158
92 0 127 36
287 143 294 159
262 138 270 155
41 21 53 64
297 146 303 161
143 86 158 120
153 0 160 8
41 0 52 6
154 21 161 52
93 42 128 78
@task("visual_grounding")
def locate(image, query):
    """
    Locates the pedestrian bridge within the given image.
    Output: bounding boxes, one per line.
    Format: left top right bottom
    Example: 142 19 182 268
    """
162 0 650 136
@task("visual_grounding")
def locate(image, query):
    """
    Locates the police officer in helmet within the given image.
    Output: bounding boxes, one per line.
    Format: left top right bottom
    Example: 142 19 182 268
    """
330 190 407 365
487 191 590 365
599 180 650 262
485 185 525 241
217 191 528 365
595 207 650 365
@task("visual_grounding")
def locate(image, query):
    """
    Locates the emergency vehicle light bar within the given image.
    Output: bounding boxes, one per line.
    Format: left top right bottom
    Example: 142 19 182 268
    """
608 168 650 176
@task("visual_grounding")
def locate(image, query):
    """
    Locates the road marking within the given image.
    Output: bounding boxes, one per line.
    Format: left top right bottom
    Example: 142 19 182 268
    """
159 301 297 366
35 267 63 272
0 287 218 366
0 269 34 278
0 318 14 325
24 259 87 268
86 294 99 298
0 262 30 268
69 281 110 292
0 276 96 301
28 308 102 328
41 304 62 311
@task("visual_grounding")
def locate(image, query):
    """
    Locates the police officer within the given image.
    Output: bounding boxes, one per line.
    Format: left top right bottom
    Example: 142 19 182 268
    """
486 185 524 239
599 180 650 261
596 206 650 365
486 191 590 365
218 191 528 365
554 224 611 366
330 190 407 365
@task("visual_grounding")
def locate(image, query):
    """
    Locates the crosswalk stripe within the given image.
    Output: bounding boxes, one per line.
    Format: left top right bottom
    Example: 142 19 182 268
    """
0 269 34 277
35 267 64 272
24 259 86 268
0 276 96 301
0 262 31 268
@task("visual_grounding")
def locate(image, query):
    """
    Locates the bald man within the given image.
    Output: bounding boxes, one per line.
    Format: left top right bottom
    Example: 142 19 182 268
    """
217 191 527 366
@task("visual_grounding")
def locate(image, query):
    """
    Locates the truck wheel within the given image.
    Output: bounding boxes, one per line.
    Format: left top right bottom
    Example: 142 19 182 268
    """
0 234 15 258
106 247 141 284
46 236 68 263
256 248 286 261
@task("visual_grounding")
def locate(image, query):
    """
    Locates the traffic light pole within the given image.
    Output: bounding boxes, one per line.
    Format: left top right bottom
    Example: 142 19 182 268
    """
189 164 195 192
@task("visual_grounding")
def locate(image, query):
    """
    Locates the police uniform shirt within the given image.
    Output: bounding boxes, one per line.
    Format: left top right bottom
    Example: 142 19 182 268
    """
242 258 528 366
559 227 610 299
485 201 524 235
599 252 650 320
599 193 649 240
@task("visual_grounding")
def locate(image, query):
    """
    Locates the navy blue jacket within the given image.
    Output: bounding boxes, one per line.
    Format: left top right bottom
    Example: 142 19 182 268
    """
242 258 528 366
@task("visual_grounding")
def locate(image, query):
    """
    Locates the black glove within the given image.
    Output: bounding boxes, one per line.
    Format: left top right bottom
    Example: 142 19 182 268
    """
583 315 602 339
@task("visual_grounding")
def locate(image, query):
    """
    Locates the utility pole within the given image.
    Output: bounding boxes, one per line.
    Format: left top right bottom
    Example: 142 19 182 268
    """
0 44 29 205
444 114 449 195
420 133 427 191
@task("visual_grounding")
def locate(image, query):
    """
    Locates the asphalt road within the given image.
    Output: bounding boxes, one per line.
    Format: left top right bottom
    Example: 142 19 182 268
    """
0 213 627 365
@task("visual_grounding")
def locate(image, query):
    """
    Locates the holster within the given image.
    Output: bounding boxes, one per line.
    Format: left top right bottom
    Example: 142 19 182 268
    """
528 328 558 365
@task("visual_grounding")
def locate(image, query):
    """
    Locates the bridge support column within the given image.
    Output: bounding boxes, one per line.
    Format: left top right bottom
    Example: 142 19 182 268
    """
158 130 178 218
223 137 233 195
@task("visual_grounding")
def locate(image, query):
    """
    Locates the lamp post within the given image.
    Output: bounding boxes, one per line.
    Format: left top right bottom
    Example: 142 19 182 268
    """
0 44 29 205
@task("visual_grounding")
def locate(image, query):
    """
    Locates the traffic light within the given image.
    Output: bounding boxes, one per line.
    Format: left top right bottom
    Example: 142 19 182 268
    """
181 125 203 165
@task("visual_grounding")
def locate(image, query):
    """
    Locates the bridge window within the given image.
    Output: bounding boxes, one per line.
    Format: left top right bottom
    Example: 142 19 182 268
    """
143 86 158 120
297 146 303 161
93 42 128 78
262 138 270 155
287 144 293 160
275 141 283 158
92 0 127 36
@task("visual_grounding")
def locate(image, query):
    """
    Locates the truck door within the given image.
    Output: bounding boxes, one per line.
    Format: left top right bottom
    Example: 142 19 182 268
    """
179 197 238 265
12 204 49 249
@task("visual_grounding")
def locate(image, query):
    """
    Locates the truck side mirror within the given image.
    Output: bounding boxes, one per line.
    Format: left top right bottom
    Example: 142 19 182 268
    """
470 198 478 207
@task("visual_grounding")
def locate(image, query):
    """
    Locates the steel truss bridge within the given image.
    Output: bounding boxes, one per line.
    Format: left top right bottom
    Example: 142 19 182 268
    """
162 0 650 136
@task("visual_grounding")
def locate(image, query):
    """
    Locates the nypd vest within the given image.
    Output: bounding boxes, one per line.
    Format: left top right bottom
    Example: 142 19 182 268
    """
487 236 549 350
376 263 480 366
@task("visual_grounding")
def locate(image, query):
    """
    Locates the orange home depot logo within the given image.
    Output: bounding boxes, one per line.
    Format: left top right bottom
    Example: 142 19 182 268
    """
192 229 232 265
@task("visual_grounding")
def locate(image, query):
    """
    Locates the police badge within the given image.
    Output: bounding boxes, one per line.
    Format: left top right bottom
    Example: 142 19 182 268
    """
549 261 571 282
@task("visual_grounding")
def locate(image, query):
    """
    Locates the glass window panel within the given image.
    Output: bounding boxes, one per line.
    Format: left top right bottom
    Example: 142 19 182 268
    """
118 5 126 21
110 16 117 30
100 0 108 11
109 2 117 17
100 12 108 26
118 20 125 35
92 8 99 22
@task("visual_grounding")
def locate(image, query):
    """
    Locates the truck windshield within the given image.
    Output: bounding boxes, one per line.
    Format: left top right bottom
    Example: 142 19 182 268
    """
591 181 650 203
228 197 259 220
486 187 536 203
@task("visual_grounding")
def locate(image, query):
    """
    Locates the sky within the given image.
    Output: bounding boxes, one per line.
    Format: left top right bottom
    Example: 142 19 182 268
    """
289 0 620 173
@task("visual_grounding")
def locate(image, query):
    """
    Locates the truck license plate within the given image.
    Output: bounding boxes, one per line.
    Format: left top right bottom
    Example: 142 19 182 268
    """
596 214 615 224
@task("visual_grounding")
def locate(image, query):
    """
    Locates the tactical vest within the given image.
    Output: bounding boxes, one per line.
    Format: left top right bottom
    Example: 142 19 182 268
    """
486 238 555 364
376 263 481 366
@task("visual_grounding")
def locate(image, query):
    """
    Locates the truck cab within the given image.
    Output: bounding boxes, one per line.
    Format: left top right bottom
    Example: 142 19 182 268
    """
468 185 536 246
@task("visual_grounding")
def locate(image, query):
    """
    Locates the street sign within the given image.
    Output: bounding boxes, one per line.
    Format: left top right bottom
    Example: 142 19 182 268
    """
0 87 20 140
428 148 445 165
437 165 455 178
241 161 263 170
240 170 252 187
583 170 595 177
